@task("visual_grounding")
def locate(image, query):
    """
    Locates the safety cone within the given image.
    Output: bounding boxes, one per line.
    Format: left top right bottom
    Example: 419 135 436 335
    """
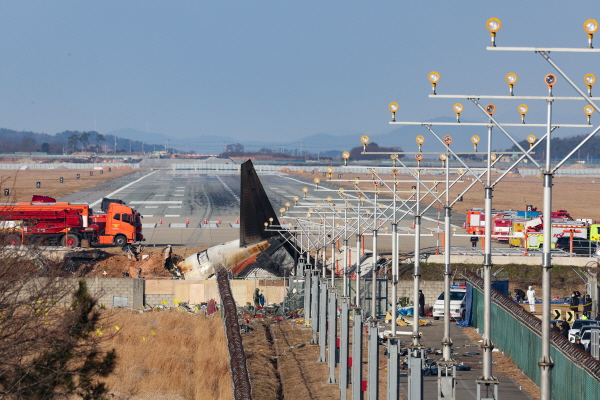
412 221 416 228
204 217 208 225
218 218 221 225
186 217 189 225
159 217 162 225
235 217 239 224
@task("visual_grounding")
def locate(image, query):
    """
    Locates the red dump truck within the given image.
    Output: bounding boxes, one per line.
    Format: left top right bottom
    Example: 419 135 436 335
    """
0 196 143 247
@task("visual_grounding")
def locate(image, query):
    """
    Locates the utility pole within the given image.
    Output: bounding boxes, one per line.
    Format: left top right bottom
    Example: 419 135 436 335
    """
114 136 117 154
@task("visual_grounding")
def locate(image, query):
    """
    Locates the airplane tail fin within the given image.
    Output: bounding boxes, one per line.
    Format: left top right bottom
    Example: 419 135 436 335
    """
239 160 281 247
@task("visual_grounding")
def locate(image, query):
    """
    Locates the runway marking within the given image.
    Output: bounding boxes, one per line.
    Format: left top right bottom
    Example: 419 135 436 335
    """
175 189 184 192
168 206 182 208
142 215 154 217
145 206 159 208
155 194 166 196
173 194 184 197
130 201 182 204
177 187 185 189
89 170 158 207
165 214 180 217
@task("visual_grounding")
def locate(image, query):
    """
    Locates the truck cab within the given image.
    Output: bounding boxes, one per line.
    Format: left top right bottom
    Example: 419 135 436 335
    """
432 285 467 320
89 202 143 246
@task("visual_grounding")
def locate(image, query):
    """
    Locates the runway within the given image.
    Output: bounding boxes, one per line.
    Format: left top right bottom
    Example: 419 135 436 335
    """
59 169 476 250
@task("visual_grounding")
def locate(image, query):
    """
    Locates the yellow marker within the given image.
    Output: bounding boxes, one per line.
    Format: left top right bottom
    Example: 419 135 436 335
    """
150 330 156 336
162 299 167 305
173 299 180 304
114 326 120 331
96 329 103 336
142 337 147 342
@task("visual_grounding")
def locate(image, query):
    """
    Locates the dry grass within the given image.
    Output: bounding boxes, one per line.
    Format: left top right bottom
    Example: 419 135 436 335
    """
0 167 138 202
99 309 231 400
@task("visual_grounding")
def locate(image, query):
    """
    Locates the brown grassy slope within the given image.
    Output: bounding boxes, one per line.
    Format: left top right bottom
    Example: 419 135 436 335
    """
101 310 231 400
0 167 138 202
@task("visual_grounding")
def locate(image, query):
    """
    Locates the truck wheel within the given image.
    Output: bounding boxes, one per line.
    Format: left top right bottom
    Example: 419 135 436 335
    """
114 235 127 247
61 234 80 248
434 317 439 320
6 234 22 246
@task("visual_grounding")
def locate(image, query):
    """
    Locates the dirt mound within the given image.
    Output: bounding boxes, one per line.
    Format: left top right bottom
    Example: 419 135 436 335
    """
82 252 174 278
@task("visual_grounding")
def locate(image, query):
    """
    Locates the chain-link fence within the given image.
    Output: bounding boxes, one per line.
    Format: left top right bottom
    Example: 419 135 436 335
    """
466 272 600 400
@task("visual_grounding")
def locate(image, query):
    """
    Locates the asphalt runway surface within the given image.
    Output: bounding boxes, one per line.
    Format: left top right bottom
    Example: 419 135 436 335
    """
59 169 476 250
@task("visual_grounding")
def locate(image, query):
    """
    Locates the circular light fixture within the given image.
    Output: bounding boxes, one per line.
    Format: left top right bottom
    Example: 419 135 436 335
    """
453 103 464 114
428 71 440 84
388 102 399 112
415 135 425 145
306 213 311 218
585 74 597 86
354 177 360 185
518 104 529 115
415 153 423 162
326 196 333 202
439 154 447 161
284 201 291 208
486 104 496 115
264 222 268 227
505 73 518 85
527 135 536 144
338 187 345 194
360 135 370 145
486 18 502 33
584 105 595 116
545 74 557 87
280 207 285 214
390 154 398 162
326 166 334 174
293 195 299 202
471 135 481 144
313 177 321 184
490 154 497 162
443 135 453 145
584 19 599 34
302 187 309 194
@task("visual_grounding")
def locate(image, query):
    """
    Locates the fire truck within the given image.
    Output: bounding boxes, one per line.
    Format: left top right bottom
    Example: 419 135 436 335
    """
0 196 143 247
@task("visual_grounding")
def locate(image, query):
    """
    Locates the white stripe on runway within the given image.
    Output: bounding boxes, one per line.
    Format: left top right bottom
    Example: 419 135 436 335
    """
164 214 180 217
130 201 182 204
145 206 159 208
168 206 182 208
89 170 158 208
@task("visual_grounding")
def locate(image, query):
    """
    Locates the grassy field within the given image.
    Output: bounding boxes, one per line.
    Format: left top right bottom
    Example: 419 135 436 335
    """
0 166 138 203
100 310 231 400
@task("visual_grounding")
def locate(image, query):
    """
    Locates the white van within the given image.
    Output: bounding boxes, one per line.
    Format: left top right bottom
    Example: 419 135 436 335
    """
432 285 467 320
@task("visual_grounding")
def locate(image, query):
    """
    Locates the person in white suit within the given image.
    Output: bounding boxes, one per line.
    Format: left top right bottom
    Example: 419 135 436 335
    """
526 286 536 312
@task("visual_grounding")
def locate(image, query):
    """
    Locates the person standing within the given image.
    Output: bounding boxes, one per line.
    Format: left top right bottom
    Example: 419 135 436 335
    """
470 236 479 248
526 286 536 313
583 294 592 318
418 290 425 318
253 288 260 310
259 291 265 309
570 291 581 319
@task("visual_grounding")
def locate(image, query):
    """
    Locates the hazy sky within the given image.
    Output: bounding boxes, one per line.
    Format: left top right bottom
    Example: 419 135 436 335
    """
0 1 598 151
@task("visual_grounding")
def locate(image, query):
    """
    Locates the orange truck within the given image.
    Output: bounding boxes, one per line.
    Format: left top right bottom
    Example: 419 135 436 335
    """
0 196 143 247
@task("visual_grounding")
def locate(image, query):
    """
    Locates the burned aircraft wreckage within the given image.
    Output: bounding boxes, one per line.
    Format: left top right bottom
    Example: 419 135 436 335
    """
176 160 304 279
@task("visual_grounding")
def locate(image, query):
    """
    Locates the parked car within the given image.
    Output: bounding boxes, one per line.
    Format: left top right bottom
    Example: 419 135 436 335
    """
568 319 599 343
432 285 467 320
555 237 600 256
579 327 600 351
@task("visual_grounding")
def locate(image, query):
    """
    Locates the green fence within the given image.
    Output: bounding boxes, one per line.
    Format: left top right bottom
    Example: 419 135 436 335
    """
467 272 600 400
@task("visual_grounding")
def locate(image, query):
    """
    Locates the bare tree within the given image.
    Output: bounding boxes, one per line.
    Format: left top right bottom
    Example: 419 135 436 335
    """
0 239 117 399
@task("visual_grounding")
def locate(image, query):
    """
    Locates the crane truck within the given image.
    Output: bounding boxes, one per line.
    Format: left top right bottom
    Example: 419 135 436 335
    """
0 196 143 247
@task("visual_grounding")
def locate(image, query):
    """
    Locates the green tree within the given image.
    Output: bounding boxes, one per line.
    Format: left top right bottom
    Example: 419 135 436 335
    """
80 132 91 150
0 248 117 399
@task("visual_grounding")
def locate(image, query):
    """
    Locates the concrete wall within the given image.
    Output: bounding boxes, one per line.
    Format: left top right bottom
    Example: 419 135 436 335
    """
81 277 144 309
143 278 286 308
391 280 446 308
427 254 596 266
